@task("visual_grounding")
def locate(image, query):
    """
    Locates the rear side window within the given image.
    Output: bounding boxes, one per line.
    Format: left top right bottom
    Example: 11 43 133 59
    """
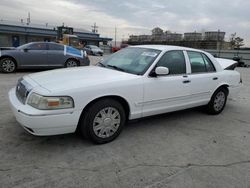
157 50 186 75
187 51 215 73
48 43 64 51
202 54 216 72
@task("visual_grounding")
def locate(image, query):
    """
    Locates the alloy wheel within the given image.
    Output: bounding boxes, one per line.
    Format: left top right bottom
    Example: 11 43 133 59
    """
66 60 78 67
2 59 16 72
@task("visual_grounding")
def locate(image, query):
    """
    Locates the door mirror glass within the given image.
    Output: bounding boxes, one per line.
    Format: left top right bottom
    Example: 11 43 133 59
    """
23 48 30 52
155 66 169 76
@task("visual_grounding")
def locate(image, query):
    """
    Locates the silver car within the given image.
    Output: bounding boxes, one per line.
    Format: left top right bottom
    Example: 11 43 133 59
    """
0 42 90 73
84 45 104 56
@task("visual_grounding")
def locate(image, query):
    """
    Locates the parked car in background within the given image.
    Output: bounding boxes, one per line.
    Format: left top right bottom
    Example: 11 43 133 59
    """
8 45 241 144
0 42 90 73
84 45 103 56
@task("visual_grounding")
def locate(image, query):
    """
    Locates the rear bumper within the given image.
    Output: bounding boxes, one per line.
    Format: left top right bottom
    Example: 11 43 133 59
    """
228 84 242 99
81 57 90 66
8 88 81 136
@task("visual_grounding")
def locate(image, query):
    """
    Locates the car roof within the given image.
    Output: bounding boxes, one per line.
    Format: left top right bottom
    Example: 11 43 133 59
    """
131 45 204 52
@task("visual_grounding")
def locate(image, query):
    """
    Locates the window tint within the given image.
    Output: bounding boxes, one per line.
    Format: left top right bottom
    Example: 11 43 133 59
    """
187 51 216 73
157 50 186 75
187 51 206 73
202 54 216 72
29 43 47 50
48 43 64 51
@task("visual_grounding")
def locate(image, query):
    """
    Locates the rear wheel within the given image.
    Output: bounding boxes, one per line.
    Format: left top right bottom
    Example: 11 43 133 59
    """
0 58 16 73
80 99 126 144
65 59 78 68
207 87 228 114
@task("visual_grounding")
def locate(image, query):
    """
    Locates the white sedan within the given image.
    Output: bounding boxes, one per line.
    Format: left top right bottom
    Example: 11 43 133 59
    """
8 45 241 144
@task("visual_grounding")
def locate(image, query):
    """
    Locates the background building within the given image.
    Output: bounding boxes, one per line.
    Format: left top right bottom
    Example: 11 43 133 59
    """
0 23 112 47
127 27 231 50
184 32 202 41
204 31 225 41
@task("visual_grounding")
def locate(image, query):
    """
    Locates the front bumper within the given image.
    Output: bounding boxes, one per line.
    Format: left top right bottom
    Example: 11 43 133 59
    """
8 88 81 136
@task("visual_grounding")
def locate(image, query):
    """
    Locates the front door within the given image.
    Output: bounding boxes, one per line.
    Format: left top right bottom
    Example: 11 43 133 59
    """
143 50 190 117
19 43 48 68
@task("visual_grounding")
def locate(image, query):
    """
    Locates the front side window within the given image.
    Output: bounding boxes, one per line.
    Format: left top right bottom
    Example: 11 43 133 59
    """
187 51 215 73
156 50 186 75
29 43 47 50
100 47 161 75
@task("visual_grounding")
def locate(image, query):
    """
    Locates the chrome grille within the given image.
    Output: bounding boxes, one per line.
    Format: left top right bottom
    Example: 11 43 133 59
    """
16 79 32 104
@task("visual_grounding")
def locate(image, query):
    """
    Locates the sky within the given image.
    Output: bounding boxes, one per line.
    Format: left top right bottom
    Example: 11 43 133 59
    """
0 0 250 46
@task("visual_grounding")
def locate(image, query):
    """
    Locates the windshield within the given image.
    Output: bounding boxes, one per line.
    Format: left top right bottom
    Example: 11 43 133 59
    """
16 43 31 50
69 37 80 48
100 47 161 75
90 45 100 49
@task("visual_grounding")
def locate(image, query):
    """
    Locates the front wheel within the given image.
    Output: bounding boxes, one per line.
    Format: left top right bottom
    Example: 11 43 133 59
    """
80 99 126 144
206 88 228 115
0 58 17 73
65 59 78 68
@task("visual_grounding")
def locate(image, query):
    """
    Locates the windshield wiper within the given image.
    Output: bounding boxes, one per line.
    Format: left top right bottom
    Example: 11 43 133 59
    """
97 62 106 67
106 65 126 72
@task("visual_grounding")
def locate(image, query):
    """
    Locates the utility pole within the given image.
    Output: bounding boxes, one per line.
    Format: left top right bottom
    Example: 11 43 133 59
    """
91 23 98 33
27 12 30 25
115 27 117 47
217 29 221 57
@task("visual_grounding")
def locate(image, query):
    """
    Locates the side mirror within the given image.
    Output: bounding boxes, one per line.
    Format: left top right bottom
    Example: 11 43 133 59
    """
155 66 169 76
23 48 30 52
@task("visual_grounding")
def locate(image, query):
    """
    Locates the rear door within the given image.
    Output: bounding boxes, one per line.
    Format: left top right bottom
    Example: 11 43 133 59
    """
47 43 65 67
185 51 219 104
19 43 48 68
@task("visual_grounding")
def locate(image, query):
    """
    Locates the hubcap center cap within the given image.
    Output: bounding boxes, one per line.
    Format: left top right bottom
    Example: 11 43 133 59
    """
104 118 112 126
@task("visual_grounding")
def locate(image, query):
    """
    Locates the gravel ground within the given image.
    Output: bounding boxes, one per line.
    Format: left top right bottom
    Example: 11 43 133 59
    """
0 64 250 188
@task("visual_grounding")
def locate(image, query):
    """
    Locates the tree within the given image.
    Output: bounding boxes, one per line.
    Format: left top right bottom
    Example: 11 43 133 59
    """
230 33 244 49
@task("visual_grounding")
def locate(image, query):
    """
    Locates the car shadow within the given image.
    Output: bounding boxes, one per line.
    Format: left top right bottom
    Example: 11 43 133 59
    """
16 107 206 148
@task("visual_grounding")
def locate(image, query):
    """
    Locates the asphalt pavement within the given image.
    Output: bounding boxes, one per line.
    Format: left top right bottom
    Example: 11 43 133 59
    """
0 61 250 187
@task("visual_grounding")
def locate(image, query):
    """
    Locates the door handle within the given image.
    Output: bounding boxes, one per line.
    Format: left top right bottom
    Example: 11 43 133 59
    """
213 77 218 80
183 80 191 84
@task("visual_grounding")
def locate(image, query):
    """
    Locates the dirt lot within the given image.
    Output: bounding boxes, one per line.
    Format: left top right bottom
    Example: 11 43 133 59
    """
0 64 250 187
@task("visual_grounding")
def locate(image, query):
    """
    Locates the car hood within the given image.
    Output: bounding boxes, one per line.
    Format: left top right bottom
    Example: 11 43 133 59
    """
0 47 16 50
26 66 139 92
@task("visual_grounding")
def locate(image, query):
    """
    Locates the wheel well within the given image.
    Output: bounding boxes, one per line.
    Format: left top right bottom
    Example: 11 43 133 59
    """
216 84 229 95
0 56 17 67
77 96 130 129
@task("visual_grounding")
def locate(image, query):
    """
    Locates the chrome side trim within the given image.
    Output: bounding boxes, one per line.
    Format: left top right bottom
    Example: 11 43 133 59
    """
135 92 210 106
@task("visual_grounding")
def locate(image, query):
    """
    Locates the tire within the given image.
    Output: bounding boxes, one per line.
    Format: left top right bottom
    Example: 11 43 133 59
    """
206 87 228 115
0 57 17 73
65 59 79 68
79 99 126 144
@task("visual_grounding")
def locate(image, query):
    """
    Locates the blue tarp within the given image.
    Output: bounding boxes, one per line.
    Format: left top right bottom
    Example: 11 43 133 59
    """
64 45 84 58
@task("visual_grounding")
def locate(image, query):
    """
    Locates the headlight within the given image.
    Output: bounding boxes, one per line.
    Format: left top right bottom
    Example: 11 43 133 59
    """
27 93 74 110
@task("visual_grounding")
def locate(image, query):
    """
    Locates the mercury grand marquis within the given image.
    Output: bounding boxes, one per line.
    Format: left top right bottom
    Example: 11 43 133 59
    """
8 45 241 144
